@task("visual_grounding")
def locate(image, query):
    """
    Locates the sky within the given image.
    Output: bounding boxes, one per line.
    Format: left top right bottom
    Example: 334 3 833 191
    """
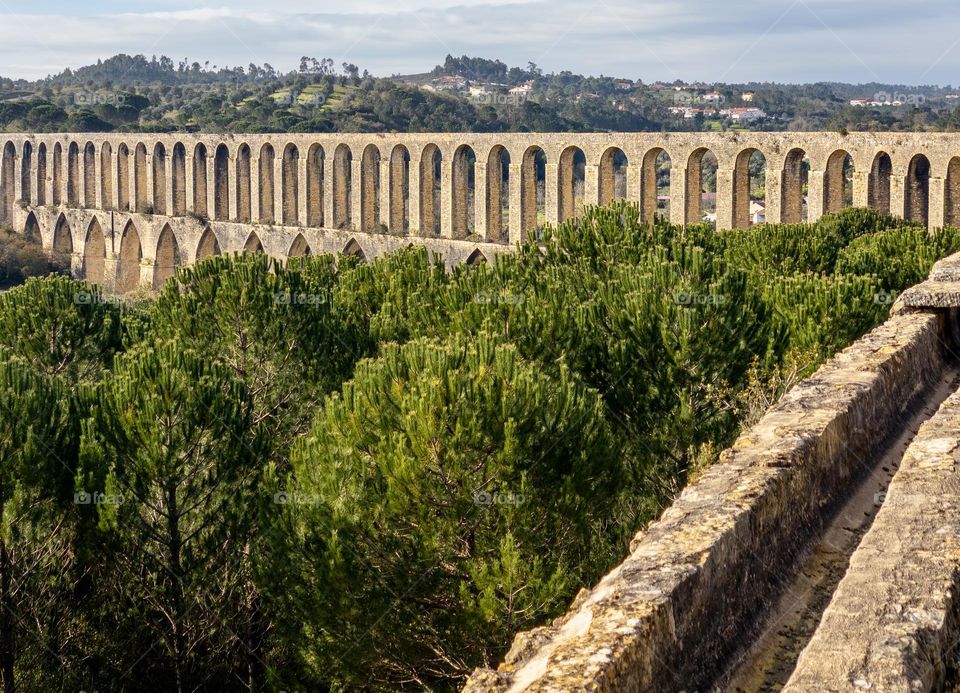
0 0 958 85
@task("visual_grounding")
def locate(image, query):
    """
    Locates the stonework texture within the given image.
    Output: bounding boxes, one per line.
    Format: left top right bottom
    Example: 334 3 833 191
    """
3 131 960 291
783 381 960 691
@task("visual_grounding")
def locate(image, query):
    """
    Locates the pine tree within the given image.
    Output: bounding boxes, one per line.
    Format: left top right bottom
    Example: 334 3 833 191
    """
0 356 77 693
270 333 624 690
145 253 361 465
0 276 122 384
143 253 371 687
80 341 259 691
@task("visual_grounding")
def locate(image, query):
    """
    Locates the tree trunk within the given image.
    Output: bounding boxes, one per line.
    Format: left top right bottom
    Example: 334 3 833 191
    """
244 544 265 692
167 484 186 693
0 535 15 693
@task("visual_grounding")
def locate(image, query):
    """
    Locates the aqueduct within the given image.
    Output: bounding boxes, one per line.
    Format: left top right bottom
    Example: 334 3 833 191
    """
0 131 958 291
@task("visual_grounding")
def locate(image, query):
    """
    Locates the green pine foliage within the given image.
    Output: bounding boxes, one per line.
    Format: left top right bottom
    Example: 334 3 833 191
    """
272 333 621 689
709 207 903 275
763 272 888 359
144 253 367 465
0 275 123 382
0 202 955 691
836 225 960 289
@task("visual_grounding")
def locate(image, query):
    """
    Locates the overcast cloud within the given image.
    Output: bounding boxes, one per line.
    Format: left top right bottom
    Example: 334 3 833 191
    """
0 0 956 85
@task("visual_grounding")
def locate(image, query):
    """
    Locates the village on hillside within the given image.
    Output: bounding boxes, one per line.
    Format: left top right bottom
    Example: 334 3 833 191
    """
415 72 771 126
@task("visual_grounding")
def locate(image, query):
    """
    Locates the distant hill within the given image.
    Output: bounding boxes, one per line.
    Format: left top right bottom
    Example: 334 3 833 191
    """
0 53 958 134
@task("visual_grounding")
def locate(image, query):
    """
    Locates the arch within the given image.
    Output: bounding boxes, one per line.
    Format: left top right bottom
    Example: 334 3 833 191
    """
214 144 229 220
172 143 187 216
419 144 441 237
23 211 41 245
558 146 585 224
134 143 148 212
732 148 767 229
282 144 299 226
244 231 264 254
153 224 181 289
342 238 366 261
288 233 311 258
0 142 14 227
360 144 382 233
465 248 487 266
946 157 960 227
781 148 809 224
100 142 113 210
520 146 546 239
452 145 476 238
306 144 324 227
868 152 892 214
905 154 931 227
19 141 32 207
259 144 276 224
824 149 854 214
152 143 167 215
195 226 221 261
191 143 206 217
333 144 353 229
236 144 252 223
117 143 131 211
389 145 410 235
685 148 718 225
117 220 142 293
485 145 509 242
598 147 628 207
67 142 80 206
52 142 63 205
53 214 73 268
83 142 96 207
36 143 46 206
82 218 106 285
640 147 670 223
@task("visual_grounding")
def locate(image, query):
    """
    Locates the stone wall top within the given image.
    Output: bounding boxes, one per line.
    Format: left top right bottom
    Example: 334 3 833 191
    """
897 252 960 310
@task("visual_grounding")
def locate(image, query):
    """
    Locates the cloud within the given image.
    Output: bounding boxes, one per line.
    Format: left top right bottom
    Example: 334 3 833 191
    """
0 0 957 85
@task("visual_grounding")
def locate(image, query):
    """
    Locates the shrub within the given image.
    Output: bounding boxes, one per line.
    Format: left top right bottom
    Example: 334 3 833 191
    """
0 227 69 289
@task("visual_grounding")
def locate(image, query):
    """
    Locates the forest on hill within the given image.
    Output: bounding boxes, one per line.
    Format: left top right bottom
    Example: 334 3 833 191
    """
0 205 955 690
2 53 960 133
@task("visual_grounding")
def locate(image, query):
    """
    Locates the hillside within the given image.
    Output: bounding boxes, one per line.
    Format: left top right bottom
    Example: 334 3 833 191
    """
1 53 959 133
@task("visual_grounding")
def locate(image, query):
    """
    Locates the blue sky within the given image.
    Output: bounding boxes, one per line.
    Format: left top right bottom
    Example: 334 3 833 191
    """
1 0 958 85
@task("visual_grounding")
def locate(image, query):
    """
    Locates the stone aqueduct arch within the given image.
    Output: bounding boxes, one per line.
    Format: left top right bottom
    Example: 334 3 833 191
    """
0 141 14 228
83 218 106 285
3 131 960 292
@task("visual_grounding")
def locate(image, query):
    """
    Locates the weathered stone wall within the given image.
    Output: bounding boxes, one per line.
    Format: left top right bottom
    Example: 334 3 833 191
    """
782 369 960 691
465 286 952 691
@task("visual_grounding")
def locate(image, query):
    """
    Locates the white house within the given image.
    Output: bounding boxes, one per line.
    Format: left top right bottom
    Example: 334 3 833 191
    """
720 107 767 123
